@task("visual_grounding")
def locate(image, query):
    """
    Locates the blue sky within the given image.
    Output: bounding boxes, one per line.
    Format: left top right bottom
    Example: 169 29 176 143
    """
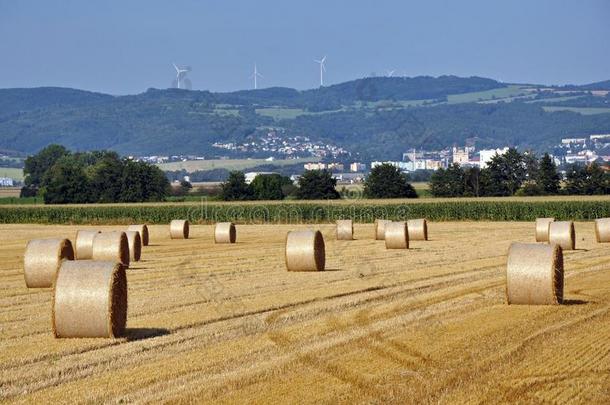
0 0 608 94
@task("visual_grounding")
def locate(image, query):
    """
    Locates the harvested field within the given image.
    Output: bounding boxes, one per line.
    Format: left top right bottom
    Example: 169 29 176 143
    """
0 222 609 403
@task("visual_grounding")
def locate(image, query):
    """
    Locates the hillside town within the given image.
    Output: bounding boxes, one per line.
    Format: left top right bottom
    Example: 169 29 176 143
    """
294 133 610 184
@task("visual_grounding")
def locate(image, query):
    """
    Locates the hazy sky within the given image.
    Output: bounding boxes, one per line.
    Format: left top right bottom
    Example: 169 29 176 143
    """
0 0 608 94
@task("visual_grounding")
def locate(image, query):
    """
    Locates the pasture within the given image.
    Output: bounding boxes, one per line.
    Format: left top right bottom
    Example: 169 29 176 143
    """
1 221 609 403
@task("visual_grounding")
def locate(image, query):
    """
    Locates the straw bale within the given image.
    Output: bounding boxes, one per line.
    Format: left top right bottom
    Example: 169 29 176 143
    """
595 218 610 243
92 232 130 267
285 230 325 271
407 218 428 241
506 242 563 305
336 220 353 240
170 220 189 239
535 218 554 242
215 222 236 243
385 221 409 249
24 239 74 288
374 219 390 240
127 224 149 246
124 231 142 262
52 260 127 338
75 230 100 260
548 221 575 250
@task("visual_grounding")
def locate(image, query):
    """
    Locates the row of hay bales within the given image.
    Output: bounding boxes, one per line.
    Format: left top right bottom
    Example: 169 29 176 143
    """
285 218 429 271
23 220 237 338
506 217 610 305
23 225 150 338
22 216 609 338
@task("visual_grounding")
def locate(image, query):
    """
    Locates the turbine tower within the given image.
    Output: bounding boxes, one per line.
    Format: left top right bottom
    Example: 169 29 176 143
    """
250 63 263 90
172 63 192 90
314 56 327 87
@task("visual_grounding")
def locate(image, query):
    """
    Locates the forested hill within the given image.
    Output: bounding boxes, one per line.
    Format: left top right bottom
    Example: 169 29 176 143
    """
1 75 609 160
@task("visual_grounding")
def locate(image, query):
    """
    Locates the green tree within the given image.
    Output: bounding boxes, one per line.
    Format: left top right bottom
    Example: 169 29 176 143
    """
119 160 169 202
251 174 290 200
41 156 91 204
22 144 70 196
536 153 560 195
220 171 254 201
364 163 417 198
296 170 340 200
464 166 489 197
584 163 609 195
87 153 124 202
430 164 465 197
486 148 526 196
564 164 587 195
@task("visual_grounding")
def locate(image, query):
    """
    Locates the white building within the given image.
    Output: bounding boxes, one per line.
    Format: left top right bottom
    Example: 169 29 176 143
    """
561 138 587 145
478 147 509 168
303 162 326 170
350 162 366 172
0 177 14 187
370 161 410 171
244 172 277 184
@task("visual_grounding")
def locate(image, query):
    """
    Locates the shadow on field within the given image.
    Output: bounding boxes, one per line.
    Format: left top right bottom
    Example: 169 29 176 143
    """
562 299 588 306
124 327 171 341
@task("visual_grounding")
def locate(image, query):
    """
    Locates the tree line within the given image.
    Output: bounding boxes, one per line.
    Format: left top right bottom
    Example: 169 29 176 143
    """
21 145 169 204
219 163 418 201
430 148 609 197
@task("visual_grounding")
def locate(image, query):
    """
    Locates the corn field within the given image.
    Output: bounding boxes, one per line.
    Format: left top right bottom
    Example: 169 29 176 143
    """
1 200 608 224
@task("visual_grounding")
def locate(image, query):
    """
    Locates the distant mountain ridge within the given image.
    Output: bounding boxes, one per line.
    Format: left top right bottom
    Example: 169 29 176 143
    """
0 76 609 159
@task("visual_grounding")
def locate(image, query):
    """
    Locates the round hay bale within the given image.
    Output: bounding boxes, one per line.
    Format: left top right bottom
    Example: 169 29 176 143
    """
127 224 149 246
535 218 554 242
336 220 353 240
170 220 189 239
285 230 325 271
385 222 409 249
24 239 74 288
124 231 142 262
548 221 575 251
52 260 127 338
92 232 130 267
75 230 100 260
215 222 236 243
374 219 391 240
595 218 610 243
407 219 428 241
506 242 563 305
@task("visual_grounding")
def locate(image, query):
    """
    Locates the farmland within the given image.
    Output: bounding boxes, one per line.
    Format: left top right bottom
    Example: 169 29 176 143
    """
0 168 24 181
1 222 609 403
1 196 609 224
157 157 319 172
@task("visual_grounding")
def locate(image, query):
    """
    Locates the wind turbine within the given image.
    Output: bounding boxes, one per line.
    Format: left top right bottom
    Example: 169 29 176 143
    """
250 63 263 90
172 63 192 90
386 69 395 77
314 56 327 87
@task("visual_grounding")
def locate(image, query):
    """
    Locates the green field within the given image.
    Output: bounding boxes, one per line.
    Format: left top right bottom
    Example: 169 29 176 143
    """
446 85 530 104
0 168 24 181
158 157 320 172
1 198 608 224
256 107 308 119
542 106 610 115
